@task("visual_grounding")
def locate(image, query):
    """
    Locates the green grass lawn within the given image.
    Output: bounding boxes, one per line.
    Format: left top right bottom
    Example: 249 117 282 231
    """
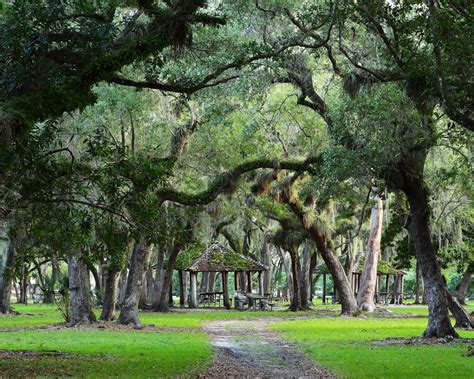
0 329 211 377
271 317 474 379
1 303 474 377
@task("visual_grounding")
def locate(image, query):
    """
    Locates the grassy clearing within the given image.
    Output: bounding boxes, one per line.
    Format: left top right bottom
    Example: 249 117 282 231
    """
2 303 474 377
271 317 474 379
0 329 211 377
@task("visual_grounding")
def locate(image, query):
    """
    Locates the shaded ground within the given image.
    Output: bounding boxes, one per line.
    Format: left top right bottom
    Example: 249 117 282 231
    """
201 319 335 378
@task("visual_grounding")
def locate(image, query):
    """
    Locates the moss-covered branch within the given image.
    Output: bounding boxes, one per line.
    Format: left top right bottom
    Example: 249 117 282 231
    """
157 156 321 206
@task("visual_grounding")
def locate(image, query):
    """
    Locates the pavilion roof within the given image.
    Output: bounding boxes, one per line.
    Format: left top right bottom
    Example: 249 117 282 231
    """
177 242 267 272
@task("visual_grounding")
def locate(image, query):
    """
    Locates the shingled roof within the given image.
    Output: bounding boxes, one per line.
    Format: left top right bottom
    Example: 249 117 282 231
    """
180 242 267 272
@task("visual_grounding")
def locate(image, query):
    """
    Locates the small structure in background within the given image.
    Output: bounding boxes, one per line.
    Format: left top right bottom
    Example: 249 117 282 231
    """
316 257 406 305
175 242 268 309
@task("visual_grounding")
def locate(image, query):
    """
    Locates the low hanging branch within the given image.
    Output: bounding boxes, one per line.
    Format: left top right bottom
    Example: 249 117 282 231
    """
156 156 321 206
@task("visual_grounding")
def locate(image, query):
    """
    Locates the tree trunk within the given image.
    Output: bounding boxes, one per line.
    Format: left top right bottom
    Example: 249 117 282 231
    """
0 239 15 313
155 247 180 312
309 252 318 303
262 238 272 295
68 252 96 325
289 250 302 311
357 193 383 312
99 268 120 321
276 248 292 302
152 246 166 309
118 235 151 328
457 270 471 305
299 240 312 308
288 200 358 315
404 178 458 338
445 288 473 329
414 260 422 304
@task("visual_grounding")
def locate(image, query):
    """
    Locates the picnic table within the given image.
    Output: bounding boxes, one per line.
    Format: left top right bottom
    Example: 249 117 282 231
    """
199 291 225 307
246 293 273 310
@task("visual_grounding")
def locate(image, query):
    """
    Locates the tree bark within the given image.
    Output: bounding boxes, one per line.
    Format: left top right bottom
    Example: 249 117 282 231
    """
299 240 312 308
357 193 383 312
118 235 151 328
445 288 473 329
99 268 120 321
414 260 422 304
152 246 166 309
287 200 358 315
68 251 96 325
288 249 303 311
457 270 471 305
155 246 181 312
404 177 458 337
0 239 16 314
262 237 272 295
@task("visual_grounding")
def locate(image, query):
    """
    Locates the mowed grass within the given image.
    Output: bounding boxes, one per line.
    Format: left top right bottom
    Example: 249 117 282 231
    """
271 317 474 379
2 302 474 377
0 329 211 377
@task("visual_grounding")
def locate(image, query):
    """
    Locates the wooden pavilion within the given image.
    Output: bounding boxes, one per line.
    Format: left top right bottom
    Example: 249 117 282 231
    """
317 257 406 305
176 242 268 309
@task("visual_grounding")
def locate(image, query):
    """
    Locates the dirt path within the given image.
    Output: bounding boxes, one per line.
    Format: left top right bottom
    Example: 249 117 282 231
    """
200 319 335 378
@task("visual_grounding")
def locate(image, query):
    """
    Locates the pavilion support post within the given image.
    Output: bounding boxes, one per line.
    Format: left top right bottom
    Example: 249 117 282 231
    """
246 271 252 293
400 275 404 304
258 272 264 296
222 272 230 309
322 274 326 304
189 272 197 309
178 270 186 308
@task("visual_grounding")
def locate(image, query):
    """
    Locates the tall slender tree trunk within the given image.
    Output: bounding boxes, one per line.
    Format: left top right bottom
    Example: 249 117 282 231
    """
68 251 96 325
309 252 318 303
404 176 458 337
155 247 180 312
299 240 312 308
0 239 15 313
262 238 272 296
357 192 383 312
152 247 166 309
118 235 151 328
289 250 302 311
276 248 292 303
457 270 471 305
99 268 120 321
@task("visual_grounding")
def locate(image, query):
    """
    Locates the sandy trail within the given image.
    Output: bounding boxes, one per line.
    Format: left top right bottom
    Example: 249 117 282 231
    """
200 319 335 378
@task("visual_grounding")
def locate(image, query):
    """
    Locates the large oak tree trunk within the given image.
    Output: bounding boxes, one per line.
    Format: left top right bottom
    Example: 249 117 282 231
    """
0 239 15 313
118 235 151 328
457 270 471 305
99 268 120 321
357 193 383 312
68 252 96 325
404 177 458 337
